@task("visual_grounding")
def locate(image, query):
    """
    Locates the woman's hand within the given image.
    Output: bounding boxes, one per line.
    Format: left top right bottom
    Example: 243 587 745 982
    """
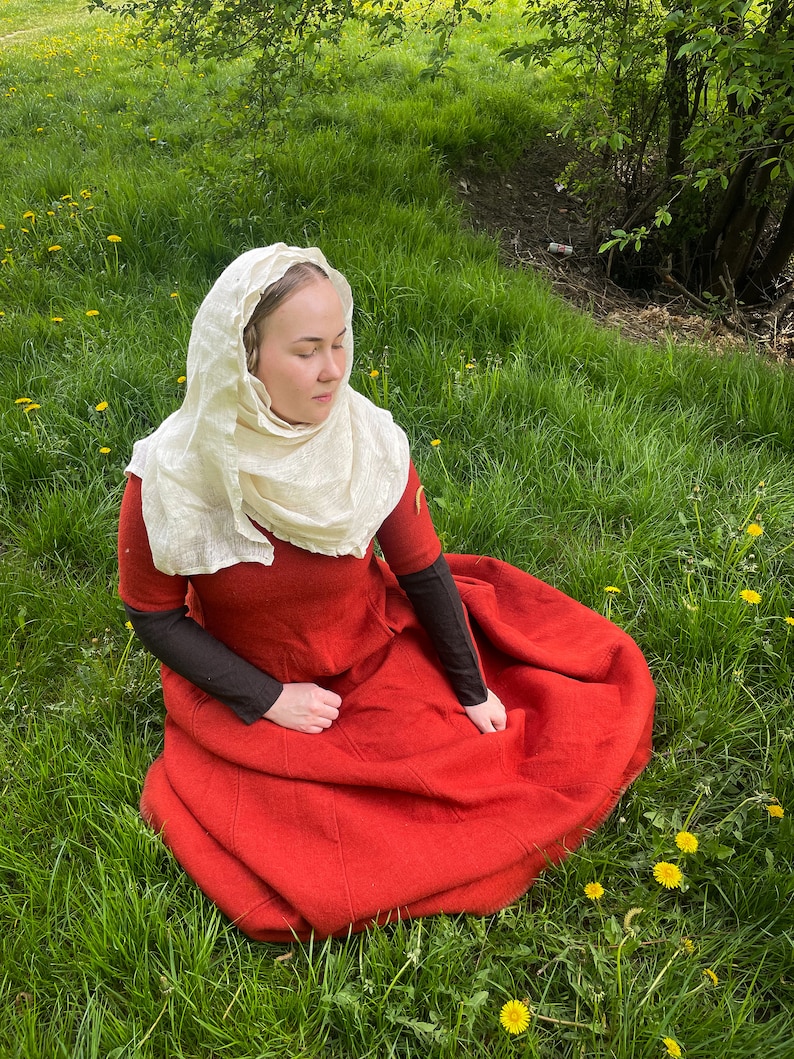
463 689 507 734
265 683 342 734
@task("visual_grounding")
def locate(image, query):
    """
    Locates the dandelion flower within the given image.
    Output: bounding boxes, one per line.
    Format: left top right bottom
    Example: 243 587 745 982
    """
653 862 683 889
661 1037 682 1058
170 291 179 298
80 189 91 199
99 446 111 454
584 881 604 900
51 317 63 323
739 589 761 605
22 210 35 220
675 831 698 854
107 234 122 243
465 362 475 369
746 523 763 537
767 804 784 819
22 403 41 413
499 999 530 1035
95 401 108 411
177 375 187 384
681 937 695 955
86 309 100 317
785 617 794 627
702 968 718 986
369 369 380 378
15 397 32 404
431 439 441 447
48 245 62 252
604 585 621 594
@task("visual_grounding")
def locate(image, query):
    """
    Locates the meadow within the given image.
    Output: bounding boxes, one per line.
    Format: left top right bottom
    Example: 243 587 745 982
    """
1 0 793 1056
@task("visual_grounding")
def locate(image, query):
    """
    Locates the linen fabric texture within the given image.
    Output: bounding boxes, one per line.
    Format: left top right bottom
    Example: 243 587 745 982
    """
126 244 410 575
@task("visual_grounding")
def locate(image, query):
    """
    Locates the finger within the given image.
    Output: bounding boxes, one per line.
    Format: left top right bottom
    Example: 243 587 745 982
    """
493 714 507 731
479 718 496 733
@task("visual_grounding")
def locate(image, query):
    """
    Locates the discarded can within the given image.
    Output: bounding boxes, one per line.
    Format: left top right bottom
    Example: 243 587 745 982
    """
548 242 573 256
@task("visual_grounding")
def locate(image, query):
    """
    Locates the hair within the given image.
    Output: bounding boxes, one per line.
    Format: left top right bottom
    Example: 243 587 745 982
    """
243 261 330 373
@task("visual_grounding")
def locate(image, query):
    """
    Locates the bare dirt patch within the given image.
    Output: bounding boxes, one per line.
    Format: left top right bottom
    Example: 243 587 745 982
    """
454 138 794 363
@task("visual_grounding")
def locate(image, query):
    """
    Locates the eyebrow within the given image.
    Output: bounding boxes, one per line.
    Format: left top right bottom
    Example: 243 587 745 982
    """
292 326 347 343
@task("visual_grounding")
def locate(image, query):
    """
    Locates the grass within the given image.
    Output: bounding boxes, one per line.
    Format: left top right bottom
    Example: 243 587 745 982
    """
1 0 793 1056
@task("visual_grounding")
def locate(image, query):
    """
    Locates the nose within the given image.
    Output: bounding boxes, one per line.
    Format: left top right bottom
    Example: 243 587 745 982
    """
318 347 345 381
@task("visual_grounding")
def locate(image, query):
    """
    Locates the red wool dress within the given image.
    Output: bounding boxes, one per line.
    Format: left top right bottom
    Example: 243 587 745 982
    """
118 466 655 942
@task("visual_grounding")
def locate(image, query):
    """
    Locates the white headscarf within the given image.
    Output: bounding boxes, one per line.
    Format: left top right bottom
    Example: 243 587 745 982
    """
126 244 410 575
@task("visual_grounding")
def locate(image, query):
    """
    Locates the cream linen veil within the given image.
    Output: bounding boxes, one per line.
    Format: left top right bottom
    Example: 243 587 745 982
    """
126 244 410 575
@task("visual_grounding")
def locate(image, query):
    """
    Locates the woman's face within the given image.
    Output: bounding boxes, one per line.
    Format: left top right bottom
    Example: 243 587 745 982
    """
253 279 347 426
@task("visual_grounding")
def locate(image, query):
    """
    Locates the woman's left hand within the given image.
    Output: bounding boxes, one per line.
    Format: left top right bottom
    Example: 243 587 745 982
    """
463 689 507 734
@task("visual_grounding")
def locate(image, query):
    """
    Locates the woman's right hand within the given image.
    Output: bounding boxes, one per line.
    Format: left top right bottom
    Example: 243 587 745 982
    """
265 683 342 734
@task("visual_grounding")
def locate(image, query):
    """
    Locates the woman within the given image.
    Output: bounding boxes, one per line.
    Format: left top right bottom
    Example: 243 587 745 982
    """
119 244 655 942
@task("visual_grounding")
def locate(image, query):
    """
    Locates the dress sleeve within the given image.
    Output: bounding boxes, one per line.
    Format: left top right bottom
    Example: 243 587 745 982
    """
118 475 282 724
376 463 488 707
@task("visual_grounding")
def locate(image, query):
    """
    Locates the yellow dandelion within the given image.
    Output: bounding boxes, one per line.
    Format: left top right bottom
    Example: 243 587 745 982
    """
22 210 35 221
739 589 761 605
48 245 62 252
85 309 100 317
51 317 63 323
107 234 122 243
431 438 441 447
653 862 683 889
675 830 699 854
15 397 32 404
702 968 718 986
746 523 763 537
661 1037 682 1058
584 881 604 900
177 375 187 384
0 224 4 230
785 617 794 627
369 369 380 378
99 446 111 454
604 585 621 594
95 401 108 411
465 362 475 369
80 189 91 199
767 804 784 819
499 999 530 1035
22 403 41 413
681 937 695 954
47 211 55 216
170 291 179 298
125 620 134 630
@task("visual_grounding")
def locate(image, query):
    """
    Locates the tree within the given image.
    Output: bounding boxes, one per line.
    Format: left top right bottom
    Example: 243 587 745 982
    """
505 0 794 305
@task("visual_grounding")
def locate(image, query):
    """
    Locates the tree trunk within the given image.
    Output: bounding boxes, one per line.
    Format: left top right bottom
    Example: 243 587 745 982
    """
739 182 794 302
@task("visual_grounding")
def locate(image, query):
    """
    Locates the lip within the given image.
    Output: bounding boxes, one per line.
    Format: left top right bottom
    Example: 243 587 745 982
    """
313 393 334 403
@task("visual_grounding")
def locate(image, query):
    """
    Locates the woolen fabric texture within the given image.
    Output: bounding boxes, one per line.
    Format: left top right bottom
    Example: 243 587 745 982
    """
119 469 655 941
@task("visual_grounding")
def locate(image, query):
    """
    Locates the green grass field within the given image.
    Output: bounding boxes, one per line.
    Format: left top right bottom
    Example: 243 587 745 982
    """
1 1 793 1056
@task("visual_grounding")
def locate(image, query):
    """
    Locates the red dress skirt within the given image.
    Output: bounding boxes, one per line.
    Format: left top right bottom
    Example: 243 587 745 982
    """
119 472 655 942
